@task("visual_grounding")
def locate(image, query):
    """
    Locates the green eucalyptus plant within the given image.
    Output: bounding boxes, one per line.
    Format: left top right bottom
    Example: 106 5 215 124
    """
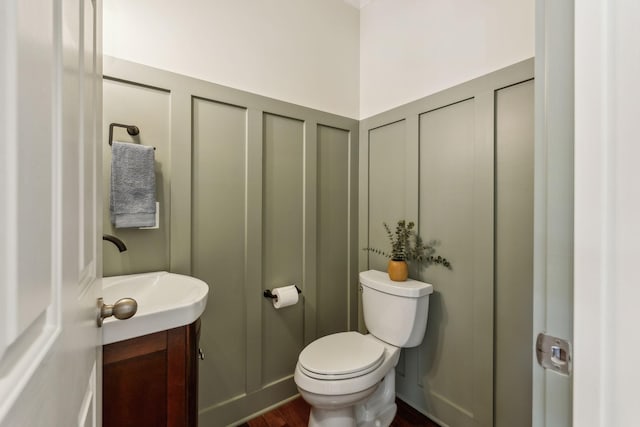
364 220 452 269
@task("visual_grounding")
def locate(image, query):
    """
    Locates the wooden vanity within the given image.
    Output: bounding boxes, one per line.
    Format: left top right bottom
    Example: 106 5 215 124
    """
103 319 201 427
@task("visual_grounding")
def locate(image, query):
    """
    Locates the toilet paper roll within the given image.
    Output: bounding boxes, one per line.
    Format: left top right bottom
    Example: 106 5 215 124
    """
272 285 299 309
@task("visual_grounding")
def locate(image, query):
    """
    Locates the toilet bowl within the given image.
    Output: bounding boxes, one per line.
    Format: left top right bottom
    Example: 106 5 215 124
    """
294 333 401 427
294 270 433 427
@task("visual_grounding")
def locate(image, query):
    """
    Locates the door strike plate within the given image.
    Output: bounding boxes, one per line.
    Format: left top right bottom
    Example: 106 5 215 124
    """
536 333 572 376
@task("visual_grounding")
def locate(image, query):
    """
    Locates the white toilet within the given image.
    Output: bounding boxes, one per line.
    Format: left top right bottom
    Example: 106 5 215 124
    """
294 269 433 427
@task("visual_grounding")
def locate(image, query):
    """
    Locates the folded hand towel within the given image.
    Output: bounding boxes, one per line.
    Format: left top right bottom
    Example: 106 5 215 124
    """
110 141 157 228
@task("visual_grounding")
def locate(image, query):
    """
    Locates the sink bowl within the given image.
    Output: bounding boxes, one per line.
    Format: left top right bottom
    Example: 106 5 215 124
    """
102 271 209 344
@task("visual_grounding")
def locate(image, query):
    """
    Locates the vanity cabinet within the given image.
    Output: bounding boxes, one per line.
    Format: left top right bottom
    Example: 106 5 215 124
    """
103 319 201 427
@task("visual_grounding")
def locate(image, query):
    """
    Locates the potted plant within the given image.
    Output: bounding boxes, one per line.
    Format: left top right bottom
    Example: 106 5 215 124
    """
364 219 451 281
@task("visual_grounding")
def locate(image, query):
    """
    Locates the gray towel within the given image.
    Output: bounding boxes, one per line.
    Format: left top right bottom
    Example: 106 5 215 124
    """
110 141 156 228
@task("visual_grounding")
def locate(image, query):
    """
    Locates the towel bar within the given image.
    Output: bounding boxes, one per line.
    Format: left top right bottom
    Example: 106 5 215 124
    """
108 122 156 150
108 122 140 146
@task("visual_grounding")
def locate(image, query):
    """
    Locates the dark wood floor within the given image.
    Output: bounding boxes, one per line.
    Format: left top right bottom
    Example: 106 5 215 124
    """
238 396 439 427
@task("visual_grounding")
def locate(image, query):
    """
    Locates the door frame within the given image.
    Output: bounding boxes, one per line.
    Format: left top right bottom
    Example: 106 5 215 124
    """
532 0 574 426
535 0 640 425
573 0 640 425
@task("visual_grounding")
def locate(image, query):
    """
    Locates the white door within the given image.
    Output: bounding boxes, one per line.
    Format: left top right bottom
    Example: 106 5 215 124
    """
0 0 103 426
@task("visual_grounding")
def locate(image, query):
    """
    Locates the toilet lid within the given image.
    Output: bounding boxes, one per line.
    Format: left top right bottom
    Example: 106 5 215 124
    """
298 332 385 380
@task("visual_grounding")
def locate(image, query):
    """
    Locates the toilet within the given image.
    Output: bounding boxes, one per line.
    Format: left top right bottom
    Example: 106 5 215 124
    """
294 269 433 427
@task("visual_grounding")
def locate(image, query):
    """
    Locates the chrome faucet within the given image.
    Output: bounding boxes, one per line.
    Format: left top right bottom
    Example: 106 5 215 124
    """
103 234 127 252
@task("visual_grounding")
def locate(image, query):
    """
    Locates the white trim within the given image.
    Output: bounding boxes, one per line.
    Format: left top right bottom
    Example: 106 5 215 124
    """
574 0 640 425
573 1 608 424
0 0 19 361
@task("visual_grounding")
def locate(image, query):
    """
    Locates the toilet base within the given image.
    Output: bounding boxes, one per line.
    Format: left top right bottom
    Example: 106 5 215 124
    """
309 407 357 427
308 402 396 427
302 369 398 427
356 404 396 427
355 369 397 427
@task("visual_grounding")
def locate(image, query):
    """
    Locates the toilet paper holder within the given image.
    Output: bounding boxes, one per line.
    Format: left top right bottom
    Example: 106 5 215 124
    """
263 285 302 300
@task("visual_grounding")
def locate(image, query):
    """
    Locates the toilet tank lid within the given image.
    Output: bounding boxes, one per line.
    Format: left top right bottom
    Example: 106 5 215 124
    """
359 270 433 297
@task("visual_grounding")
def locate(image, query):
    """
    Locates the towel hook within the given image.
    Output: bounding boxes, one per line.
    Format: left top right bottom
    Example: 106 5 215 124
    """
108 122 140 146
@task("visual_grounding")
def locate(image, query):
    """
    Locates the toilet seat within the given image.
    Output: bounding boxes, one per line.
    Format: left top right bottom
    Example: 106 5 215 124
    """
298 332 385 380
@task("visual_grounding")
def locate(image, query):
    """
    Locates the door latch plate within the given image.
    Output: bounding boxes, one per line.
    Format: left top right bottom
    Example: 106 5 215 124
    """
536 333 572 376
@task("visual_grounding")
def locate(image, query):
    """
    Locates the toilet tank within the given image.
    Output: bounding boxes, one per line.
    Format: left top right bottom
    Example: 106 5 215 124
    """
359 270 433 348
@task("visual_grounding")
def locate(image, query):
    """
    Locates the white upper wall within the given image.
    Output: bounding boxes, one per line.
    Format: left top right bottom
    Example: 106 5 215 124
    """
103 0 534 120
103 0 360 119
359 0 535 118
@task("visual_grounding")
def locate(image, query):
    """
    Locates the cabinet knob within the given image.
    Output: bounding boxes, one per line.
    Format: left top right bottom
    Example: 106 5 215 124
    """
198 348 205 360
97 297 138 327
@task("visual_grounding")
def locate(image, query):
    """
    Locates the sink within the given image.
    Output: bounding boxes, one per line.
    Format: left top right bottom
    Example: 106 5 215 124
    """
102 271 209 344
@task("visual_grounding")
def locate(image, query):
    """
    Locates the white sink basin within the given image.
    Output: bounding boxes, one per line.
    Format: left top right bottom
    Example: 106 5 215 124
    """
102 271 209 345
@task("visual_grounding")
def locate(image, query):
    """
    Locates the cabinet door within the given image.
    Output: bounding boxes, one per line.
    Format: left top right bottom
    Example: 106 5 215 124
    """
104 332 169 427
103 322 199 427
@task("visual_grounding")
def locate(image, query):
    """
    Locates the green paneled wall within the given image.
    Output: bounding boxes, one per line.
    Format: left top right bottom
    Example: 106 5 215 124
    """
316 125 351 337
192 98 248 405
103 55 534 427
102 57 358 426
360 59 534 427
367 120 407 272
494 80 535 427
261 113 305 384
102 79 171 276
